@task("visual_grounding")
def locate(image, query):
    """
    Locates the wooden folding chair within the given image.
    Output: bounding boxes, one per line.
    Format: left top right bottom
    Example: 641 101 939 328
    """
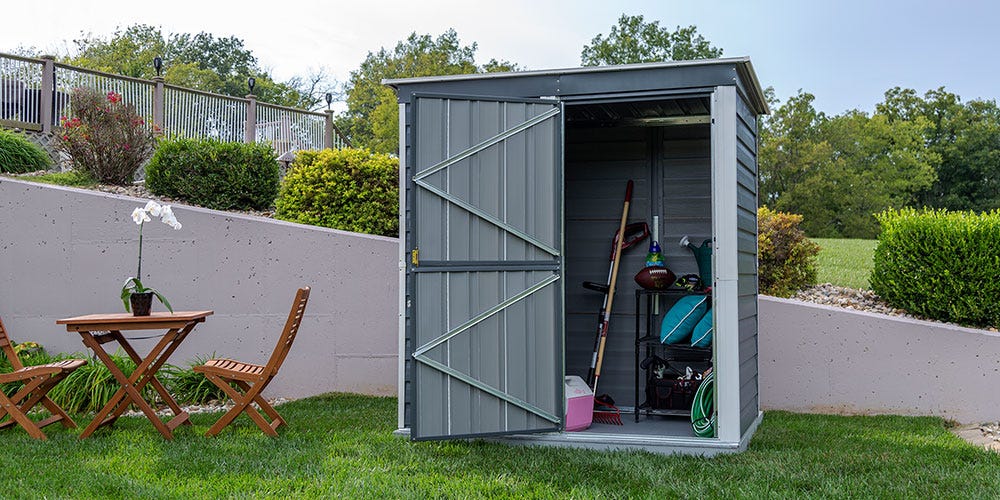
194 287 310 437
0 317 86 440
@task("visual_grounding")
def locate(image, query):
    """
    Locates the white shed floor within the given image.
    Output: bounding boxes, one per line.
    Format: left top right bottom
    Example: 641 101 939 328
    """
581 414 695 437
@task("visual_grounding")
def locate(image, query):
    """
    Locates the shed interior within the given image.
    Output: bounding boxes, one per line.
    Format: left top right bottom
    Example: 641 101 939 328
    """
563 96 715 439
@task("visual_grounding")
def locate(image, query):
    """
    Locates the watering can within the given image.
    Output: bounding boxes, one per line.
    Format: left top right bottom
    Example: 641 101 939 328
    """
679 235 712 286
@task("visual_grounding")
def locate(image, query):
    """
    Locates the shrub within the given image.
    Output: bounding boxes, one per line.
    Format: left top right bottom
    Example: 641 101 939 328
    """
54 87 155 185
758 206 821 297
0 129 51 173
146 138 279 211
871 208 1000 327
162 355 231 404
275 148 398 236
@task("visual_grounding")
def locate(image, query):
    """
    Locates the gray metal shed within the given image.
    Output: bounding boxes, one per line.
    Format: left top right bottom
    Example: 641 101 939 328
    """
386 57 768 455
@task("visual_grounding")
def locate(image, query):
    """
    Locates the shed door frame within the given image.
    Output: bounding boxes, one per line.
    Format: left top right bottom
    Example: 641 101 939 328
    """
408 92 564 441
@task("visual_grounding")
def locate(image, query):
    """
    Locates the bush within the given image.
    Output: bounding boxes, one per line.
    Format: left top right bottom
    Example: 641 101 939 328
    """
55 87 155 185
871 208 1000 327
162 355 231 404
275 148 398 236
758 206 820 297
0 129 51 173
146 138 279 211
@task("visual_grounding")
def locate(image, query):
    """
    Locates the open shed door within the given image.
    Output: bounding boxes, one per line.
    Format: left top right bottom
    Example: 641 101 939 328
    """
410 94 563 440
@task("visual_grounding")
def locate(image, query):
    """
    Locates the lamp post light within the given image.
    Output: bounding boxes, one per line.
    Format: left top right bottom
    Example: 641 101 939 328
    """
153 56 163 77
247 77 256 95
325 92 333 110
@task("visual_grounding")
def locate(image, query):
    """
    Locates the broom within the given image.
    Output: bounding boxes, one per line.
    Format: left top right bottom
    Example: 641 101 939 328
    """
589 180 634 425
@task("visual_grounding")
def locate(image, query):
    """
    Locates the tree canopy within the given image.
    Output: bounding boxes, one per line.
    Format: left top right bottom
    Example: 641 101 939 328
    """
878 87 1000 212
761 91 939 238
64 24 331 109
581 14 722 66
341 29 516 153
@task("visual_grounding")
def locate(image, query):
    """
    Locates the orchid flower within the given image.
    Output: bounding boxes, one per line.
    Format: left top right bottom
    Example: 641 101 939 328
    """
122 200 183 313
131 208 151 225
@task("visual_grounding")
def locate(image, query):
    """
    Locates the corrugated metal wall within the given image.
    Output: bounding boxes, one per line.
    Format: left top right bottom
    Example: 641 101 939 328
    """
565 121 711 408
409 96 562 438
736 93 760 435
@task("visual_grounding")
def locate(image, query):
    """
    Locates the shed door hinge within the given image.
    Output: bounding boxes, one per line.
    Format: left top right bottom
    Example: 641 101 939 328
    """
411 248 419 266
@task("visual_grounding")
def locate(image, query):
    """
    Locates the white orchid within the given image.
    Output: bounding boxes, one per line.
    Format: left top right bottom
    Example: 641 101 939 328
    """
122 200 183 314
160 205 181 230
131 207 151 225
144 200 163 217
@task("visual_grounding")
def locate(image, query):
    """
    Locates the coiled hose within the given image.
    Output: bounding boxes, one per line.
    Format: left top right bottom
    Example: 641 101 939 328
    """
691 370 715 437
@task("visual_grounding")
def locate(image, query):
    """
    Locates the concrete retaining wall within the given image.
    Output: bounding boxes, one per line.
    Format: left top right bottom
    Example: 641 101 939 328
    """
760 296 1000 423
0 178 398 398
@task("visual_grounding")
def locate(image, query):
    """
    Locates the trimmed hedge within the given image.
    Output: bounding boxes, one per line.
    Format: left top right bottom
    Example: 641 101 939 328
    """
275 148 398 237
146 138 279 211
871 208 1000 327
0 128 51 173
759 206 820 297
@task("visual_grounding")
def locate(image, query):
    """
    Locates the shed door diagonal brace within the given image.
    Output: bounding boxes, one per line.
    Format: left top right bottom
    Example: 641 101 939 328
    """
411 273 561 424
413 107 561 257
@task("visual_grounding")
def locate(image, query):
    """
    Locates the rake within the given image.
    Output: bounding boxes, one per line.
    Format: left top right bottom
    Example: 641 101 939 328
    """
587 180 636 426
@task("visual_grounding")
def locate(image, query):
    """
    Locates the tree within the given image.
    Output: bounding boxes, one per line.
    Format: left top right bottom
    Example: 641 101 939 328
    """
342 29 517 153
580 14 722 66
64 24 332 109
879 87 1000 212
758 91 831 207
760 91 939 238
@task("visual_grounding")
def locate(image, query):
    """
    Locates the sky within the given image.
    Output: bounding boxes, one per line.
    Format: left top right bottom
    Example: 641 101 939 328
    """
4 0 1000 115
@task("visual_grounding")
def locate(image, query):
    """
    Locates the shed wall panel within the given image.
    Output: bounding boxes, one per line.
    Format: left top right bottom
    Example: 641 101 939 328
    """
736 91 760 436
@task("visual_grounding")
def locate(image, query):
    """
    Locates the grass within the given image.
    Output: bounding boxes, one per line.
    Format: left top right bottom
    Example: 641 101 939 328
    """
813 238 878 289
2 393 998 498
14 169 97 188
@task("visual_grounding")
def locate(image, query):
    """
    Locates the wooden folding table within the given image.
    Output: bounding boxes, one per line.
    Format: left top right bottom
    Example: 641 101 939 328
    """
56 311 213 439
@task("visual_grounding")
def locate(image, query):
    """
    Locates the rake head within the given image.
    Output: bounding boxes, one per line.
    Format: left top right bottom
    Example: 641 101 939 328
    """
592 393 623 426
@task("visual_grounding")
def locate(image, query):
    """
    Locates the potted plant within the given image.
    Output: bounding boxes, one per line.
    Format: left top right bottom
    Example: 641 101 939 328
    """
121 200 181 316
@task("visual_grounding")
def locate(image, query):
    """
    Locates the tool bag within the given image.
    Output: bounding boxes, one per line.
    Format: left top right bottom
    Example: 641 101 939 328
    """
646 376 702 411
641 354 706 411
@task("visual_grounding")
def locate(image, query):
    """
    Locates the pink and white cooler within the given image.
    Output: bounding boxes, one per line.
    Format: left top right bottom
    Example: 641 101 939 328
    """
564 375 594 431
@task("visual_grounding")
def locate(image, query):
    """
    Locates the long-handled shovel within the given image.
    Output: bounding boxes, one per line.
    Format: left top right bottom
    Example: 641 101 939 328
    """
587 180 637 425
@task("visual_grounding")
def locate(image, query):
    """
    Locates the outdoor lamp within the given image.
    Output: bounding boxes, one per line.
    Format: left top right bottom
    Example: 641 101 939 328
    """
153 56 162 77
325 92 333 110
247 77 256 94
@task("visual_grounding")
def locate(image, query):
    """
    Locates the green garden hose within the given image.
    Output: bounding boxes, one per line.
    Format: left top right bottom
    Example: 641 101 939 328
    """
691 370 715 438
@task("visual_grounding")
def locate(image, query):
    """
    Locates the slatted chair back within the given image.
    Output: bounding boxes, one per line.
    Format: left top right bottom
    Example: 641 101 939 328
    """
263 287 310 377
0 317 24 371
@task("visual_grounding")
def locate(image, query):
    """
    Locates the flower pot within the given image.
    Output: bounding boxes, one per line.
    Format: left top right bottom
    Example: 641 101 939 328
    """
130 292 154 316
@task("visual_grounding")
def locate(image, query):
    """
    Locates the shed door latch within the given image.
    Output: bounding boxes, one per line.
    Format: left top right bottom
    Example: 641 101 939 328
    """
411 248 419 266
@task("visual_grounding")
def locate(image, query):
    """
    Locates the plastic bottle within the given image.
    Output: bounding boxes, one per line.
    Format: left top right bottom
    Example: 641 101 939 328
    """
645 241 664 267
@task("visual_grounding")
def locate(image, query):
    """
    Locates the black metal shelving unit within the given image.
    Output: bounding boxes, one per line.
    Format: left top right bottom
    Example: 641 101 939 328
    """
634 288 713 422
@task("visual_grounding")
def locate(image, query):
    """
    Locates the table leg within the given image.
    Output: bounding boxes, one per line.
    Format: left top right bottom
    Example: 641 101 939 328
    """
78 330 177 440
103 324 196 429
111 329 192 426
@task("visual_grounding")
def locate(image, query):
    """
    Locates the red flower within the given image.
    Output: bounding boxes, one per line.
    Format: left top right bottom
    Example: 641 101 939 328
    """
106 91 122 104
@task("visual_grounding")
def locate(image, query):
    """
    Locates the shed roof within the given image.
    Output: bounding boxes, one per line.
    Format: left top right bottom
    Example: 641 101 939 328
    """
384 57 769 114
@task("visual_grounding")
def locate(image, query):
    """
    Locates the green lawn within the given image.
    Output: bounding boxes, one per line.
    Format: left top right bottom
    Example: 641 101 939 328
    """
2 393 998 498
813 238 878 289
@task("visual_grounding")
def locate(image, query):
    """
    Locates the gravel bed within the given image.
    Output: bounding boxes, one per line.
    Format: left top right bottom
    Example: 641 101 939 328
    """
6 172 277 219
121 397 291 417
792 283 998 332
91 182 276 219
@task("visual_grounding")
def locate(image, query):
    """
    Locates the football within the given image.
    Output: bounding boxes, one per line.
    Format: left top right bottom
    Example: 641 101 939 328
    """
634 266 676 290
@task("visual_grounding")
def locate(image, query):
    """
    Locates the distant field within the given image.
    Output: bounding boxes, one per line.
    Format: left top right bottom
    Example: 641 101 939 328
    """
812 238 878 290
